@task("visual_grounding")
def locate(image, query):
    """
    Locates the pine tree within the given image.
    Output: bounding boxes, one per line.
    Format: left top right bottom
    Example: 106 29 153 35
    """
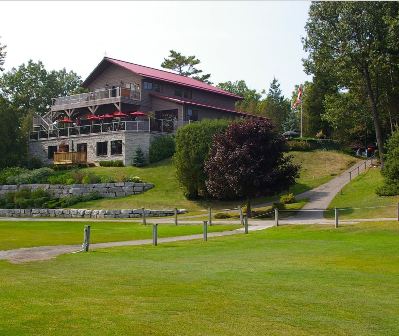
133 147 146 167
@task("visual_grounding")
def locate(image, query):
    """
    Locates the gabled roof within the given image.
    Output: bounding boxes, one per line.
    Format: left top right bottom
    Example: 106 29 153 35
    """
82 57 242 100
150 93 264 119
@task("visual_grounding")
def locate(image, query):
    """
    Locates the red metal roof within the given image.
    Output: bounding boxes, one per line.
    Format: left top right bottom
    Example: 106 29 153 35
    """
83 57 242 100
150 93 263 119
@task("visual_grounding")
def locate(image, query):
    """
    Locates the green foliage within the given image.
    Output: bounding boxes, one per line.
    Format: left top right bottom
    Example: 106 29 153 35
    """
0 36 6 72
161 50 212 83
174 119 230 199
45 192 102 209
280 193 296 204
99 160 124 167
149 135 176 163
0 167 29 184
6 167 54 185
214 212 232 219
287 138 340 151
0 188 52 209
82 173 101 184
133 147 146 167
378 130 399 195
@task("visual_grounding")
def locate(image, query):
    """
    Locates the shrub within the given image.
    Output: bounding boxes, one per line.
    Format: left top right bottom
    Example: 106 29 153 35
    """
0 188 52 208
0 167 29 184
100 175 116 183
6 167 55 185
99 160 124 167
46 192 102 208
24 156 43 169
149 135 176 163
280 193 296 204
174 119 231 199
377 130 399 196
133 147 146 167
69 170 85 184
287 140 312 151
214 212 232 219
82 173 101 184
376 184 399 196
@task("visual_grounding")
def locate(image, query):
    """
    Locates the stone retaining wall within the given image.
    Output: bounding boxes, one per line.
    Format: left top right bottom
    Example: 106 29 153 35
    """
0 182 154 198
0 208 187 219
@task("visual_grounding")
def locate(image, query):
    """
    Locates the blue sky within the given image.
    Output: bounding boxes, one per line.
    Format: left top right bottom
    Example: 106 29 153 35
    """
0 1 311 98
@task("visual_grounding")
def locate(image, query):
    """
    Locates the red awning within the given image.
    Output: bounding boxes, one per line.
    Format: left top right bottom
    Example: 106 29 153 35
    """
130 111 147 117
113 111 128 117
101 113 114 119
59 117 73 123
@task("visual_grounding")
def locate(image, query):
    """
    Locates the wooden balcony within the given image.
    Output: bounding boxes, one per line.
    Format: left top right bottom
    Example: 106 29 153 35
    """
53 151 87 165
51 86 141 112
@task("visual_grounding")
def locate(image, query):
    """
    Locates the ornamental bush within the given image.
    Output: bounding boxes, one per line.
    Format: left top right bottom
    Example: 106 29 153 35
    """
174 119 231 199
205 119 299 213
149 135 176 163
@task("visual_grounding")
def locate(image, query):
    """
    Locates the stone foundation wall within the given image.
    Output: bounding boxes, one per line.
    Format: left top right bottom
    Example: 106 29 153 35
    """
0 208 186 219
0 182 154 198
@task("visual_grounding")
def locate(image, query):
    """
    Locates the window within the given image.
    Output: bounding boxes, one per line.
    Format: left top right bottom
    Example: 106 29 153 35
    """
111 140 123 155
153 83 161 92
175 88 191 99
96 141 108 156
174 88 182 97
143 81 153 90
183 90 192 99
48 146 57 159
77 143 87 153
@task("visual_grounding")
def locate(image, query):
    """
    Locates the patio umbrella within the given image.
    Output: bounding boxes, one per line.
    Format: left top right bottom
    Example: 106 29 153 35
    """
113 111 128 118
59 116 73 123
130 111 147 117
101 113 114 119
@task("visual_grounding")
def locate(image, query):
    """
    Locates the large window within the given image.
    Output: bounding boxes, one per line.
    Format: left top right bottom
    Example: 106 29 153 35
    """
175 88 191 99
77 143 87 153
143 81 160 92
96 141 108 156
111 140 123 155
143 81 153 90
48 146 57 159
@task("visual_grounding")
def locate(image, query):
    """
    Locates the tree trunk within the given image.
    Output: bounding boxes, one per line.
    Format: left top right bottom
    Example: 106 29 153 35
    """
246 199 252 218
363 66 385 166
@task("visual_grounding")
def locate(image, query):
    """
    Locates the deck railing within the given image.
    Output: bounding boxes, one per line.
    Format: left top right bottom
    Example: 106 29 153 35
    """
30 120 177 140
53 151 87 165
52 86 141 107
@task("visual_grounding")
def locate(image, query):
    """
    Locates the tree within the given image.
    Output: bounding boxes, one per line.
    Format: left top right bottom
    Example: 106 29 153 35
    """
303 2 399 164
161 50 212 84
0 97 25 168
133 147 146 167
259 78 290 132
205 119 299 215
217 80 262 114
0 60 83 115
0 37 6 72
174 119 230 199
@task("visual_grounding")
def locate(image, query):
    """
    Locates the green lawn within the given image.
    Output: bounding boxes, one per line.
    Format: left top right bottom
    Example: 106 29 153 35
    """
72 151 359 211
1 222 398 335
0 221 240 250
327 168 399 219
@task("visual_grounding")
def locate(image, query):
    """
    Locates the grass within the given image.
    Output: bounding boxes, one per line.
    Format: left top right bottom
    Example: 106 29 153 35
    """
327 167 399 219
0 221 240 250
0 222 398 335
289 150 359 194
72 151 359 211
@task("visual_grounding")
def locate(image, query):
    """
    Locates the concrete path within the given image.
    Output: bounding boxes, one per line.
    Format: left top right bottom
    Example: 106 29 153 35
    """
0 224 271 264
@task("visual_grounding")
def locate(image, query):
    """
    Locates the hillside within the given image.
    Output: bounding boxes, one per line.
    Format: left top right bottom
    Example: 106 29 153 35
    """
72 150 360 211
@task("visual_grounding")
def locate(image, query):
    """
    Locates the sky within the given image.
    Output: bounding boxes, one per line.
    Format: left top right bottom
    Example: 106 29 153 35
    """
0 1 311 98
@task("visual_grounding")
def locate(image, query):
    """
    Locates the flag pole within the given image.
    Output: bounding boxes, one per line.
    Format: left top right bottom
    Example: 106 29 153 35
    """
300 100 303 138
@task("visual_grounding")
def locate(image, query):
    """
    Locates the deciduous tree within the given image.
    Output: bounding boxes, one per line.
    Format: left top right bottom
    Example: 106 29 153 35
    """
0 37 6 72
205 119 299 215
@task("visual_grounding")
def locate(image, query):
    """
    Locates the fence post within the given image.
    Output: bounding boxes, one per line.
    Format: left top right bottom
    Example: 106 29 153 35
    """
208 207 212 226
364 160 367 170
174 208 178 226
142 207 146 225
82 225 91 252
274 208 279 227
349 171 352 181
357 166 360 175
203 221 208 241
152 224 158 246
238 205 244 226
335 207 339 228
244 215 249 234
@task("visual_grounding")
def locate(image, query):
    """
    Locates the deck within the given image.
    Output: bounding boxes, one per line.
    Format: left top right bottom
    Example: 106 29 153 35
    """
53 152 87 165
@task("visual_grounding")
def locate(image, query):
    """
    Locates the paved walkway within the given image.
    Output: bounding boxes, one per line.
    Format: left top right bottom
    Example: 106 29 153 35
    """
1 159 389 264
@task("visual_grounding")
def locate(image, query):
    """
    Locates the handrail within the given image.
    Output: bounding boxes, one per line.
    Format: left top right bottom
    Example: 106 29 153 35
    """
52 86 141 106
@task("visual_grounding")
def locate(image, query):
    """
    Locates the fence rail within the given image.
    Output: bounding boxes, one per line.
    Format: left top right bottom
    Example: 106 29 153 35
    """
53 151 87 165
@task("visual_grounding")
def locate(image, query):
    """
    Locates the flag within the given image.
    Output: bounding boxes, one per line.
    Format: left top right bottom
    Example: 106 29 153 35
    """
292 84 303 109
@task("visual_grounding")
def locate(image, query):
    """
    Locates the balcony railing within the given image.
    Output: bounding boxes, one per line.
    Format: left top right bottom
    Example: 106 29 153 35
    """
53 151 87 165
52 86 141 108
29 120 176 140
